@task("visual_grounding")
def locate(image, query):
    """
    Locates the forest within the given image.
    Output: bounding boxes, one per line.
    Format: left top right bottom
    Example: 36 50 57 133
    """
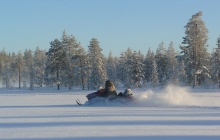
0 11 220 90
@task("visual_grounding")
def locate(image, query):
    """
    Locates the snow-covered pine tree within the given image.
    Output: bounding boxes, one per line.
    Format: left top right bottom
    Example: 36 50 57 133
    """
79 46 89 90
62 32 88 89
106 52 117 83
23 49 34 88
0 51 5 86
15 51 24 89
33 47 46 87
1 52 12 88
143 48 153 85
45 38 68 90
2 54 8 86
72 44 89 90
177 59 187 86
9 52 18 87
60 31 77 89
0 50 7 80
151 52 159 87
210 36 220 88
88 38 107 89
131 51 144 87
180 11 210 87
155 42 169 87
123 48 133 87
29 63 34 90
117 52 126 85
167 42 178 83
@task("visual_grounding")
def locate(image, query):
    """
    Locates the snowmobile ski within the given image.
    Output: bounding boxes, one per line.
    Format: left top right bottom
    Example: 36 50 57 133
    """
76 99 82 105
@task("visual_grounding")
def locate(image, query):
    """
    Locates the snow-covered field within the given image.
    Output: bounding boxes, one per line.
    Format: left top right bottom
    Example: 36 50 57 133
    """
0 86 220 140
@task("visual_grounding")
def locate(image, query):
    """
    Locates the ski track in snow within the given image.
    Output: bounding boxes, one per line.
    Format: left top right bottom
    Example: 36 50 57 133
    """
0 85 220 140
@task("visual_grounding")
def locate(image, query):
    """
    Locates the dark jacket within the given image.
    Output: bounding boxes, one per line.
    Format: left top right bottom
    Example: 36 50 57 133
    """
101 80 117 97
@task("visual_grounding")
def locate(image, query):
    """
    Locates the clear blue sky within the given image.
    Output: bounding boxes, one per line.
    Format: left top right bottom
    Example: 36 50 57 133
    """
1 0 220 56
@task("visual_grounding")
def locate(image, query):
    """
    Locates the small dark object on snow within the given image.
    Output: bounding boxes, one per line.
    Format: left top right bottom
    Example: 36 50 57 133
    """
76 99 82 105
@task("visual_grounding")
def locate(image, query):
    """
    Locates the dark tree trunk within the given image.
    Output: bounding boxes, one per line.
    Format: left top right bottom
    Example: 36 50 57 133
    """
57 64 60 90
19 68 21 89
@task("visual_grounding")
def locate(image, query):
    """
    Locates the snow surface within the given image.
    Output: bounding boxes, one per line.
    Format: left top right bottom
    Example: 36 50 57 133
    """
0 85 220 140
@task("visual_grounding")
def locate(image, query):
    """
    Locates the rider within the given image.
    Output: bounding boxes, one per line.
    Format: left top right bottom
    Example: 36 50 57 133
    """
118 88 133 99
101 80 117 98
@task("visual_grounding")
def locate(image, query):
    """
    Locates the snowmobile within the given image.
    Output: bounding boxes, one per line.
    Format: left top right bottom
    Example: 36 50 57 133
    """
76 88 135 105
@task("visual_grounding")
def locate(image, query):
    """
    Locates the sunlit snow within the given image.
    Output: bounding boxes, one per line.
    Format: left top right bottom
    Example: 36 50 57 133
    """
0 85 220 140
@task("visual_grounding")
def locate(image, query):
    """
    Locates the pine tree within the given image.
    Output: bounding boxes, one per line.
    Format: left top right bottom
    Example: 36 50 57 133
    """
117 52 126 85
180 11 210 87
72 45 89 90
33 47 46 87
23 49 34 88
0 50 7 77
177 59 187 86
106 52 117 83
167 42 177 83
155 42 169 87
61 31 86 89
143 48 153 84
151 53 159 87
29 63 34 90
60 31 77 89
123 48 133 87
131 51 144 87
88 38 107 89
1 53 12 88
211 36 220 87
46 38 68 90
15 51 24 89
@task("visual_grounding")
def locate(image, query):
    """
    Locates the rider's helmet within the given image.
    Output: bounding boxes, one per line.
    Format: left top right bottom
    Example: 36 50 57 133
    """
123 89 133 96
99 86 104 90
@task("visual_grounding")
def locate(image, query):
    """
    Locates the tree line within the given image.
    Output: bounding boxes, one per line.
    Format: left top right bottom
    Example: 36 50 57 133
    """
0 11 220 90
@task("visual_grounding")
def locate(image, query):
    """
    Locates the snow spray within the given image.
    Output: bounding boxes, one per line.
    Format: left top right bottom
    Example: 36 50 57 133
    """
135 85 220 107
